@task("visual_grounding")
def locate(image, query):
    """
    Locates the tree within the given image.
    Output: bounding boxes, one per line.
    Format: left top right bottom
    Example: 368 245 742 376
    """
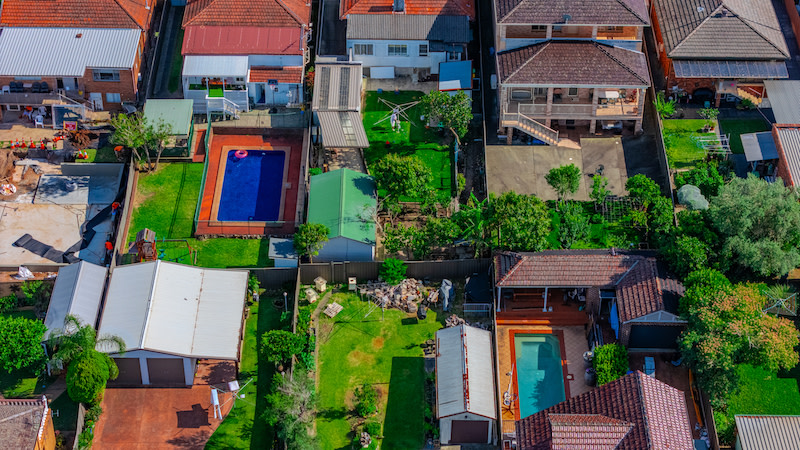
545 164 581 205
262 330 304 364
452 193 492 257
420 90 473 144
0 315 46 372
559 202 589 249
110 113 172 172
263 372 317 449
590 175 611 212
66 350 119 404
371 154 434 205
380 258 407 285
625 174 673 238
490 191 551 251
675 161 724 197
293 223 330 263
660 234 709 279
679 270 799 404
592 343 629 386
707 175 800 277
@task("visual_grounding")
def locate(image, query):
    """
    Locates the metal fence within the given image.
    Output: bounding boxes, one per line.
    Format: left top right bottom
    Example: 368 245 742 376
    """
298 259 491 284
249 267 299 289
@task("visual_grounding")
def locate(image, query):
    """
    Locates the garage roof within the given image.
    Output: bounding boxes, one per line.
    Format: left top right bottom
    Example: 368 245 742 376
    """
436 324 497 420
44 261 107 340
98 261 248 360
182 55 249 77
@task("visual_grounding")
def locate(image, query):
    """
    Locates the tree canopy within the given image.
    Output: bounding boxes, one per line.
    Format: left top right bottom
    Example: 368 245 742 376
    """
371 154 434 204
0 315 46 373
625 174 673 238
110 113 172 172
66 350 119 404
545 164 581 204
490 191 551 251
707 174 800 277
420 90 473 144
263 372 317 450
293 223 330 263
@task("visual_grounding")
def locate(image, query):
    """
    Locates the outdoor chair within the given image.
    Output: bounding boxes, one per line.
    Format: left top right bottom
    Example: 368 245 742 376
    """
0 86 8 94
39 81 49 93
31 82 41 93
34 115 44 128
10 82 23 93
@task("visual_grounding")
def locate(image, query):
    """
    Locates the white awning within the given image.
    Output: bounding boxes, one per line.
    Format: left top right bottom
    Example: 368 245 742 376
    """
599 90 620 99
182 56 248 78
765 80 800 124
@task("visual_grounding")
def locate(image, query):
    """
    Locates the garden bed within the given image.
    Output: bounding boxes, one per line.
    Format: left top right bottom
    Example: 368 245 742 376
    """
662 119 717 169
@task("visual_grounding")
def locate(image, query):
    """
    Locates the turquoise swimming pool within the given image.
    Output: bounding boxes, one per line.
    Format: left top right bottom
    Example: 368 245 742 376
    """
513 333 566 419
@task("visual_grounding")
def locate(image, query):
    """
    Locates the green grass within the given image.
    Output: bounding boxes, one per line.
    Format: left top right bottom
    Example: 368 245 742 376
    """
316 292 441 449
544 203 641 250
167 29 185 94
206 296 284 449
50 392 79 432
662 119 717 169
719 118 771 154
0 309 40 398
74 146 118 163
362 91 452 202
128 163 270 268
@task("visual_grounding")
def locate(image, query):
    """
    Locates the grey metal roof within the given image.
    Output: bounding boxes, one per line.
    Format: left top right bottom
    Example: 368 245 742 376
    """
654 0 789 60
0 27 141 77
268 237 298 259
44 261 107 340
143 99 194 136
436 324 497 420
735 415 800 450
318 111 370 148
182 55 249 77
741 132 778 162
312 62 363 111
765 80 800 124
98 261 248 360
776 127 800 186
346 14 469 42
672 60 788 79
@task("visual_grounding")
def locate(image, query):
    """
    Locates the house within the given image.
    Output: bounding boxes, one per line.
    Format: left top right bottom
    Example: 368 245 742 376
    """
735 415 800 450
43 261 108 339
142 99 195 158
0 0 153 112
97 261 248 386
180 0 310 114
650 0 790 106
772 125 800 187
268 237 299 268
343 0 475 79
515 371 694 449
306 168 376 262
0 396 56 450
493 0 650 145
311 62 369 151
436 324 497 445
494 250 686 349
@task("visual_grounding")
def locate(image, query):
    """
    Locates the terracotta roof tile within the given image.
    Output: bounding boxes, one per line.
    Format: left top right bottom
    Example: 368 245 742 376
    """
495 0 648 26
183 0 310 27
0 0 151 29
549 413 634 449
249 66 304 83
516 372 694 450
340 0 475 20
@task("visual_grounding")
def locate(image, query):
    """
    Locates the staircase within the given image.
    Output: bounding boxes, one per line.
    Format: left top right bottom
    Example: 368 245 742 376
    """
736 86 762 106
205 96 241 120
501 112 560 145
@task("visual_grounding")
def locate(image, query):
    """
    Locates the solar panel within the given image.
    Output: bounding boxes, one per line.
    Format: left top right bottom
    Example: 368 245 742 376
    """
339 67 351 110
318 66 331 109
673 60 788 79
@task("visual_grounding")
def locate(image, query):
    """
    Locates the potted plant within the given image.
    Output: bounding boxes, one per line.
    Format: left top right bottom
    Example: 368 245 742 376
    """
698 107 719 132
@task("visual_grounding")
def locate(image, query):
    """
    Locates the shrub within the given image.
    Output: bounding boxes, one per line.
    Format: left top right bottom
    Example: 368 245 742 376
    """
0 295 16 313
0 315 47 372
20 280 44 306
309 167 322 176
296 308 312 335
592 343 629 386
262 330 304 364
364 421 382 436
675 161 724 197
559 202 590 249
380 258 407 285
654 92 676 119
66 351 117 404
354 383 378 417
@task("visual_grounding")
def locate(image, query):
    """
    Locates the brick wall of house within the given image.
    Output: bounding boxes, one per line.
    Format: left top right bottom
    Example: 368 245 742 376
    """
82 68 137 108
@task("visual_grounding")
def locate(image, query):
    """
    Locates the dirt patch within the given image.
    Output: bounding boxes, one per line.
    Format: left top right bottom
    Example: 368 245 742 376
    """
371 337 384 350
347 350 375 366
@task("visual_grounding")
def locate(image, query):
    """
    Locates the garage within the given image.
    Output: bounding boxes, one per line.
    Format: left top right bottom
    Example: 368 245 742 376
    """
110 358 142 385
146 358 186 386
450 420 490 444
629 324 683 349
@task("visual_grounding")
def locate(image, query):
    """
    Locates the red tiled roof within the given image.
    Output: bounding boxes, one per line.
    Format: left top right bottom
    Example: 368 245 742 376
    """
249 66 304 83
183 0 310 27
182 26 304 55
0 0 151 29
516 372 694 450
340 0 475 20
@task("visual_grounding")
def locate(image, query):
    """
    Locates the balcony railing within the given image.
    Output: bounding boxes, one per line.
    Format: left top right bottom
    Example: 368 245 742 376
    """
507 101 642 118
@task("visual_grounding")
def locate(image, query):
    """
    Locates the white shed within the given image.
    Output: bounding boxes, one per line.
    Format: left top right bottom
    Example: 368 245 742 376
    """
268 237 299 268
44 261 108 339
97 261 248 386
436 324 497 445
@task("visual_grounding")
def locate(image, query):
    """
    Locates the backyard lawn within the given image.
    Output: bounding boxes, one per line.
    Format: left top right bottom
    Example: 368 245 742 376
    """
362 91 452 202
127 163 270 268
719 118 771 154
316 292 441 449
662 119 717 169
206 295 283 449
74 146 119 163
0 309 40 398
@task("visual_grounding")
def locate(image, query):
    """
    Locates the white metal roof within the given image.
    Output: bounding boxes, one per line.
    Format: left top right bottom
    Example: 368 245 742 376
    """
765 80 800 124
735 415 800 450
44 261 107 340
436 324 497 420
0 27 141 77
98 261 248 360
182 55 249 77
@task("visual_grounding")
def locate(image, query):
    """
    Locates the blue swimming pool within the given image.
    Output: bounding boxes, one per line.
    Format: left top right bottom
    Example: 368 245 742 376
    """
514 334 566 419
217 150 285 221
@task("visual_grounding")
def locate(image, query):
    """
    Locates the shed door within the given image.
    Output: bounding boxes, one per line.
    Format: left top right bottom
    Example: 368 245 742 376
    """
109 358 142 385
146 358 186 386
450 420 488 444
629 325 682 349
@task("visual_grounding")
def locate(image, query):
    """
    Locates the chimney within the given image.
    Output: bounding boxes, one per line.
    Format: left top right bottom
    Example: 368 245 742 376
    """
610 247 617 256
393 0 404 13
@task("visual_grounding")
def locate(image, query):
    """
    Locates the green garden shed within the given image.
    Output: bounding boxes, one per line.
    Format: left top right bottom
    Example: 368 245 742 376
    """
143 99 194 158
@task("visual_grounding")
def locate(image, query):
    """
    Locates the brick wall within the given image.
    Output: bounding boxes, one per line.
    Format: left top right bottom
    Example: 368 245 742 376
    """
82 68 137 108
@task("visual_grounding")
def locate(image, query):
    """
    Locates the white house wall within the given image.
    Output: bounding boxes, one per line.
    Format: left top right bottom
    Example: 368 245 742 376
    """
348 39 448 73
114 349 195 386
316 237 375 262
248 82 303 106
439 413 493 445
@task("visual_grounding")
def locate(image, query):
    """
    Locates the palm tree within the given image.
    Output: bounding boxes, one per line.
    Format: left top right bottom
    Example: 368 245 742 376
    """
47 315 125 370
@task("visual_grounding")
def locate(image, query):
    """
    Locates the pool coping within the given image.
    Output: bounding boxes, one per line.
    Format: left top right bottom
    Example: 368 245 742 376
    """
209 145 290 226
507 329 570 421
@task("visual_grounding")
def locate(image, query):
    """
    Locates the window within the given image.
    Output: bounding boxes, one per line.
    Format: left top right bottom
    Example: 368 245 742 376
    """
568 87 578 96
106 93 121 103
419 44 428 57
353 44 373 55
602 26 624 32
93 70 120 81
388 44 408 56
447 51 461 61
533 87 547 96
531 25 547 32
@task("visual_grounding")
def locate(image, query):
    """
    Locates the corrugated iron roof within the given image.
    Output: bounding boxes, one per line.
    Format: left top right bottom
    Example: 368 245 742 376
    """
182 55 249 77
182 26 304 56
143 99 194 136
44 261 108 340
98 261 248 360
436 324 497 419
307 168 376 244
318 111 370 148
312 62 363 111
776 126 800 187
765 80 800 124
735 415 800 450
346 14 469 42
0 27 141 77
